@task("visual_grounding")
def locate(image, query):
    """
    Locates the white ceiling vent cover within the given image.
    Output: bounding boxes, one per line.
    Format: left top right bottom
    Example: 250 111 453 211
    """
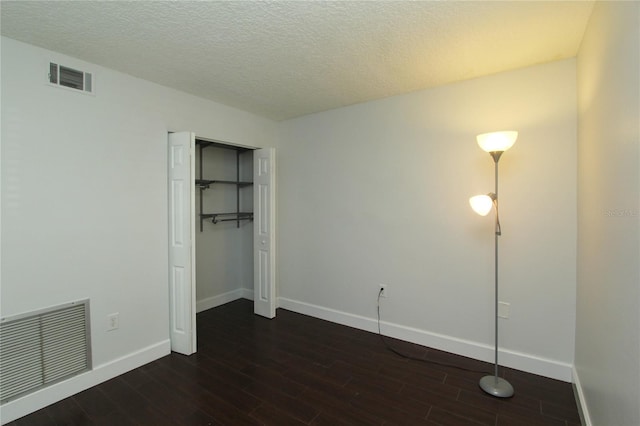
49 62 93 94
0 300 91 404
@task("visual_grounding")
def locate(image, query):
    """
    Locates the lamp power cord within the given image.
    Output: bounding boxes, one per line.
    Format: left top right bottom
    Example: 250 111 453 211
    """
376 288 490 374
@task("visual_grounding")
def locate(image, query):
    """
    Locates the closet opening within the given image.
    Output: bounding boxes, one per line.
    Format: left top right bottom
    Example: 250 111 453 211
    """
168 132 276 356
194 139 255 313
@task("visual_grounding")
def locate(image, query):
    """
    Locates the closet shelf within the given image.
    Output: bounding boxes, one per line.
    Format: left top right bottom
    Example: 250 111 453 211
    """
201 212 253 225
196 179 253 189
196 140 252 152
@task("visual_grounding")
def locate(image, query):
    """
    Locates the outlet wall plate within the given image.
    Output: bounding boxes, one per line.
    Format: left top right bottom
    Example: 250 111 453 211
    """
107 313 119 331
498 302 510 319
379 284 388 298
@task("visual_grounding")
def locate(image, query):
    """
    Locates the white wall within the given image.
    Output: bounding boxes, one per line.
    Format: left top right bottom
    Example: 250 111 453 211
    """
575 2 640 425
278 59 577 380
0 37 277 423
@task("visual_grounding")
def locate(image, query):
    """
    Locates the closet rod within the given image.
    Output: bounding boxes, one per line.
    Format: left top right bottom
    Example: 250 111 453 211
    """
205 213 253 225
211 217 253 224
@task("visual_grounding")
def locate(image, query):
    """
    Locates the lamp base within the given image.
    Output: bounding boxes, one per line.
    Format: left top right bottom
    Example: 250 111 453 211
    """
479 375 514 398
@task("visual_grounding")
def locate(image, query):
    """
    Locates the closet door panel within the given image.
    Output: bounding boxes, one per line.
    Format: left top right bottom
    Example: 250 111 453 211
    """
254 148 276 318
168 132 196 354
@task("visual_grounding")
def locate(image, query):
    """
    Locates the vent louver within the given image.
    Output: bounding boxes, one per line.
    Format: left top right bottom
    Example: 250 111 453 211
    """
0 300 91 404
48 62 93 94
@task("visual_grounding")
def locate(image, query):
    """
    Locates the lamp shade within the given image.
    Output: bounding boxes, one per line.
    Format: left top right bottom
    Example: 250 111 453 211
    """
469 195 493 216
477 131 518 153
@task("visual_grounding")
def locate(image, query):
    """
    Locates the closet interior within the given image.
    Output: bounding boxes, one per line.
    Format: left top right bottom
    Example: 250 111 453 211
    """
195 139 254 312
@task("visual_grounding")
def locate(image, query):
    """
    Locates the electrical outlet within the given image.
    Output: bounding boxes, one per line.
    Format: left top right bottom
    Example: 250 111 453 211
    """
379 284 388 298
107 313 119 331
498 302 510 319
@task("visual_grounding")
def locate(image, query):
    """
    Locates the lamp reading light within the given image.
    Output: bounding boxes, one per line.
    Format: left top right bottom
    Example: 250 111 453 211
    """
469 194 494 216
477 131 518 153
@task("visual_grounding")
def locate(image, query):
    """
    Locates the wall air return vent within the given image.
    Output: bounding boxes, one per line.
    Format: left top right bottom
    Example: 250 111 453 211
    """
0 300 91 404
48 62 93 94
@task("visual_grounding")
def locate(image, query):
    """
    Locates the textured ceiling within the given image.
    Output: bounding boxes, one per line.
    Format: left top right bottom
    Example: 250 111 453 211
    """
1 1 594 121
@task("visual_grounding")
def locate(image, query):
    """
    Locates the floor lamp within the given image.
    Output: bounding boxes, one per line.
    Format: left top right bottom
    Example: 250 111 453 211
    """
469 130 517 398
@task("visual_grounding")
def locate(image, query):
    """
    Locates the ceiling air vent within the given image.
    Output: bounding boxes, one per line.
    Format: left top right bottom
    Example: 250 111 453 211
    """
49 62 93 94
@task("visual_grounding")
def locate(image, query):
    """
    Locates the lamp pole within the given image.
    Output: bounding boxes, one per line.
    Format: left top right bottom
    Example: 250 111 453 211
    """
479 151 514 398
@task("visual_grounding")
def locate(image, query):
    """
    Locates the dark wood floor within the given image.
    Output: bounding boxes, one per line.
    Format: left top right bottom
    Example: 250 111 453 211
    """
9 299 581 425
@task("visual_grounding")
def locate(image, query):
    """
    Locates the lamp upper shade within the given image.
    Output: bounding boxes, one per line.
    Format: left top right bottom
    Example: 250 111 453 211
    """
477 131 518 153
469 195 493 216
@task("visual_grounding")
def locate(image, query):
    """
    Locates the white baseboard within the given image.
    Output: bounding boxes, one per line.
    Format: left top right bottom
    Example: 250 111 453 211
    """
1 340 170 425
196 289 246 312
277 297 573 382
572 366 593 426
241 288 254 301
196 288 254 313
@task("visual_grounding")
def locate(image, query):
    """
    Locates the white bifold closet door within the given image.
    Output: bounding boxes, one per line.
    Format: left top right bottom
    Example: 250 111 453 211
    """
253 148 276 318
168 132 196 356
